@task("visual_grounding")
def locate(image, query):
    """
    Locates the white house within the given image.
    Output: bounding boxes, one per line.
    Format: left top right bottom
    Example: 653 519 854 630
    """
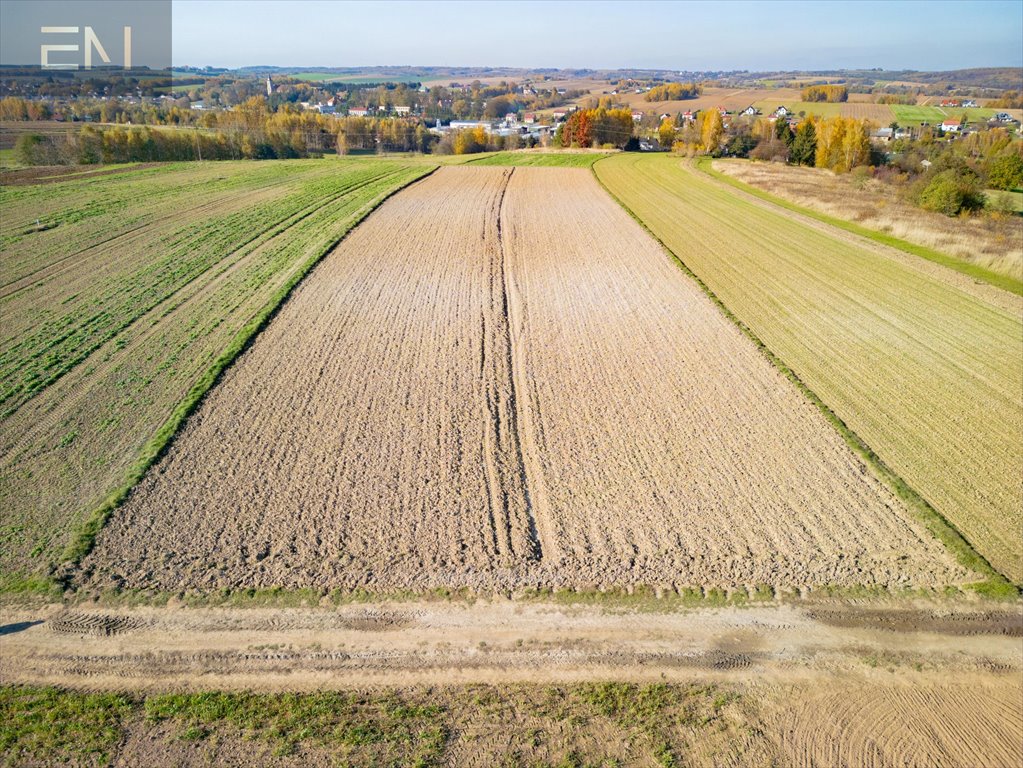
940 118 962 133
631 111 644 122
741 105 758 116
773 106 790 117
394 105 411 116
348 106 370 117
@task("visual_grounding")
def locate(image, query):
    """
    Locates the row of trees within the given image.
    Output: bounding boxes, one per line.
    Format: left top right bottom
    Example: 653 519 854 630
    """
432 127 539 155
335 117 435 153
15 125 257 164
644 82 702 102
801 85 848 102
988 91 1023 109
874 93 917 105
554 108 635 148
12 109 438 164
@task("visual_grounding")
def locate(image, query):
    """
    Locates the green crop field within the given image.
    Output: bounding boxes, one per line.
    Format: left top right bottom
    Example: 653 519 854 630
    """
0 158 433 590
469 151 614 167
891 105 997 124
595 153 1023 584
753 100 845 118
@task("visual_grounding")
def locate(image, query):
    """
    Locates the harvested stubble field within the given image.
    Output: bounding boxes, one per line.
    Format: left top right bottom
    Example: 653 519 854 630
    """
753 99 898 122
610 87 803 115
0 158 432 586
713 159 1023 282
596 153 1023 584
82 165 967 594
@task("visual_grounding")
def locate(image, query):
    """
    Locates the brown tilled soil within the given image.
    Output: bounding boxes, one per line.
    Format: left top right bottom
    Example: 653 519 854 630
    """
81 166 967 593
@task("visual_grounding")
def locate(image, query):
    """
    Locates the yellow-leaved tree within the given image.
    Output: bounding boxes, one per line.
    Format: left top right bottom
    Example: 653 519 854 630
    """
701 109 723 154
815 117 872 172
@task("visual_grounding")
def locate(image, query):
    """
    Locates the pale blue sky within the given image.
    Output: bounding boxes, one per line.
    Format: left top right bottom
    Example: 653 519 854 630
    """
172 0 1023 71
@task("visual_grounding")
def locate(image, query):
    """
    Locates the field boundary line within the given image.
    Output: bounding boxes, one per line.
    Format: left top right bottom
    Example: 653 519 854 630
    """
591 155 1017 596
695 156 1023 296
58 164 439 574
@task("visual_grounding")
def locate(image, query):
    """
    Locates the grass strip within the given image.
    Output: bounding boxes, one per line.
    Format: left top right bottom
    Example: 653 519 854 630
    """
59 165 437 569
695 156 1023 296
0 682 742 767
592 155 1018 598
25 578 1001 613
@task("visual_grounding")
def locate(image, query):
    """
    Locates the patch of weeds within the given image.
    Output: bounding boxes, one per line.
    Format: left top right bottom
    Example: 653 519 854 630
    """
0 686 134 768
751 583 775 601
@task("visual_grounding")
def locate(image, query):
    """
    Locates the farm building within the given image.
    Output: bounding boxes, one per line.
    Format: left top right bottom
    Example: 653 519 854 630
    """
940 118 962 133
449 120 496 133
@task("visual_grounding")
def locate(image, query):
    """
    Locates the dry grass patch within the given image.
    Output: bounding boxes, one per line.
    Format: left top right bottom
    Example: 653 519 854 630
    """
714 159 1023 282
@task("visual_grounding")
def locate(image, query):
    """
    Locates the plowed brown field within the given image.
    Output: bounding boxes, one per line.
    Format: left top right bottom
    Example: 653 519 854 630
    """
770 681 1023 768
82 166 966 593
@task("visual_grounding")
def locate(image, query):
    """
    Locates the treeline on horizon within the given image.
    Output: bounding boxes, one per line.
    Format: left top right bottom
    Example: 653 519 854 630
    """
644 82 702 102
801 85 848 103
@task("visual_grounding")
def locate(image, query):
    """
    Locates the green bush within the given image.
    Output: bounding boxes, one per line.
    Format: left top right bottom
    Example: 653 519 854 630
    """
987 154 1023 191
918 170 985 216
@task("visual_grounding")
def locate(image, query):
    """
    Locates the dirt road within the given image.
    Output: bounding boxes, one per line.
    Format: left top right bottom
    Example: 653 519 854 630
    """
2 599 1021 766
3 599 1020 690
